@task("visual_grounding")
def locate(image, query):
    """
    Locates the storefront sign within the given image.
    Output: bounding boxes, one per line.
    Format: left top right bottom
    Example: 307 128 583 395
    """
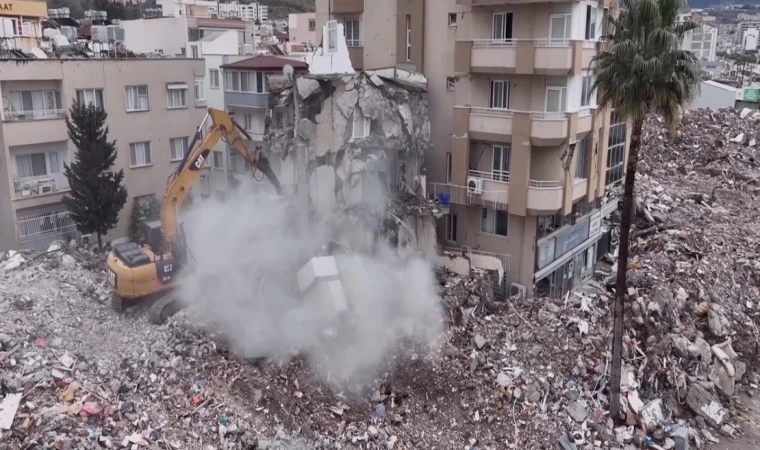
555 217 590 259
744 88 759 102
537 238 556 270
588 211 601 237
0 1 47 17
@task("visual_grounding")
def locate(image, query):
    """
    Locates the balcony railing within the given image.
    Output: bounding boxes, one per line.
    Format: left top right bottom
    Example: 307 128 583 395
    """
5 109 66 121
470 107 513 118
469 169 509 183
346 39 363 47
428 182 508 211
195 99 208 108
578 107 594 117
13 177 70 200
531 111 568 120
528 179 562 188
472 39 516 47
535 38 571 48
583 40 598 49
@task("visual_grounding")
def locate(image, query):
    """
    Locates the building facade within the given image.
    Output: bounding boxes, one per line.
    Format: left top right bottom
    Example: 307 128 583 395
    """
0 58 206 251
209 2 268 22
315 0 630 297
289 13 317 46
0 0 48 55
315 0 426 72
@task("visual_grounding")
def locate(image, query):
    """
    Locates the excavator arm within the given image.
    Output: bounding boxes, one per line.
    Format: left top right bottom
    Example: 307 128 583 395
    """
160 108 282 247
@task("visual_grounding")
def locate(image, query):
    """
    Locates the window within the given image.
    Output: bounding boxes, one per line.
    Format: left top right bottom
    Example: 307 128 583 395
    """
126 86 149 111
481 208 508 237
272 107 286 129
194 76 205 102
344 19 361 47
602 8 609 36
9 90 62 119
191 45 199 58
490 80 510 109
446 77 456 91
135 193 156 210
209 69 220 88
49 152 60 174
545 76 567 113
492 145 510 182
229 149 241 173
405 15 411 62
243 113 254 132
492 12 513 41
575 137 588 179
606 112 626 185
130 142 152 167
21 20 34 36
352 107 370 139
76 89 104 109
585 5 597 40
448 13 457 26
16 153 48 178
328 21 338 52
308 18 316 32
225 71 266 93
213 150 224 169
581 75 594 107
188 28 201 41
446 152 452 183
550 3 572 43
446 214 458 242
170 137 189 162
167 85 188 109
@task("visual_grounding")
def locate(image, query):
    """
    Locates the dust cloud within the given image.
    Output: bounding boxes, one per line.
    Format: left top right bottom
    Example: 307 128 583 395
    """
178 178 443 385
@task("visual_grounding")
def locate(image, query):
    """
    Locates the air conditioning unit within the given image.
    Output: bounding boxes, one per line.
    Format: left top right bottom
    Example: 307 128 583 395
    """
467 176 483 195
38 178 56 194
510 282 527 298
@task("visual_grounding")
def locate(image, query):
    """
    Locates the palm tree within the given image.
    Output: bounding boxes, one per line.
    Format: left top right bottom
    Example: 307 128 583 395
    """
591 0 699 424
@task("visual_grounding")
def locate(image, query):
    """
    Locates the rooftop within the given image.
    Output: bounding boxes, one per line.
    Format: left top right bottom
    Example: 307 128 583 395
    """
221 55 309 71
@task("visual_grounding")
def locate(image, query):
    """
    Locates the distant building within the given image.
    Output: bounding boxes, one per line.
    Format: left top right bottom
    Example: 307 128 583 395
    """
679 9 718 62
744 28 759 51
288 13 317 46
208 1 268 22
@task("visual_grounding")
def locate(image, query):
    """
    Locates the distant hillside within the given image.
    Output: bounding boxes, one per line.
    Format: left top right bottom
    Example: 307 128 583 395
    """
258 0 315 18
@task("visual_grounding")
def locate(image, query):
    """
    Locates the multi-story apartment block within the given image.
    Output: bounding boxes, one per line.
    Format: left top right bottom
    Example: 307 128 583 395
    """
678 9 717 62
0 58 206 251
315 0 426 71
289 13 318 46
209 2 268 22
0 0 48 54
315 0 630 298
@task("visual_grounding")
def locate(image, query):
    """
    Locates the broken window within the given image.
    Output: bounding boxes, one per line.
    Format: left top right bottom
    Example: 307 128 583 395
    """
481 207 508 237
446 214 458 242
352 107 370 139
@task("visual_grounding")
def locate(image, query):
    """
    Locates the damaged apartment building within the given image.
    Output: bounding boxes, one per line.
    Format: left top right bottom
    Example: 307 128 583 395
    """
262 39 440 257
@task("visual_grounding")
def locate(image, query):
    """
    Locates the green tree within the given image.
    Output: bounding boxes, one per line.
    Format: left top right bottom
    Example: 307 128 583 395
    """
591 0 699 424
62 101 128 250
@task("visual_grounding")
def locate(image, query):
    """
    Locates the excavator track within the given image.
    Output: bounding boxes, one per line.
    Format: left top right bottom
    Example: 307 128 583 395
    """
148 293 182 325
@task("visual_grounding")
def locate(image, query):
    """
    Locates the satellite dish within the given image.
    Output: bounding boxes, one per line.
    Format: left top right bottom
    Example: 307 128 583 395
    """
283 64 294 81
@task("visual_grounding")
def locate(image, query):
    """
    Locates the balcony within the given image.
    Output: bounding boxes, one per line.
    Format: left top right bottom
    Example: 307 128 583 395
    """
5 109 65 121
13 176 70 201
527 179 563 213
462 107 571 145
573 178 588 201
2 115 68 147
330 0 364 13
224 91 268 109
428 182 508 212
456 39 597 75
577 107 595 135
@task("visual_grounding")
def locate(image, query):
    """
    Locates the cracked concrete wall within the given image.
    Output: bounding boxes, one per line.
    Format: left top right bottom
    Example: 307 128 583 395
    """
264 71 436 256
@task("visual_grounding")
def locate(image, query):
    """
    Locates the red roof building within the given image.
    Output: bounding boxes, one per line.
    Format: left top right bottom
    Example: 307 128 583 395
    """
221 56 308 72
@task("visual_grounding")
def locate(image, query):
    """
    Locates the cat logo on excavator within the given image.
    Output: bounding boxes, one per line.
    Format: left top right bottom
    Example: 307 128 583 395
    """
191 149 211 171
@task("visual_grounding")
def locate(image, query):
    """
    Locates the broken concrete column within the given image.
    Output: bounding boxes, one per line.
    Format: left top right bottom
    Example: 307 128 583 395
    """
297 256 348 313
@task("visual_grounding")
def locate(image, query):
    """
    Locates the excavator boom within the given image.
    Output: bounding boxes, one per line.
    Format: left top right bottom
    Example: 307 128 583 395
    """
160 108 281 246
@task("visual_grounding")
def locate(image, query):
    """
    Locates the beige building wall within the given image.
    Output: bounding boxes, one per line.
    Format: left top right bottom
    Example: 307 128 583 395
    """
0 58 206 251
289 13 317 45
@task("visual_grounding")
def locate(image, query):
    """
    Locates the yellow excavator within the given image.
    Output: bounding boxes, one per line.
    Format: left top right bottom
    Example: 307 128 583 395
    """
105 108 282 324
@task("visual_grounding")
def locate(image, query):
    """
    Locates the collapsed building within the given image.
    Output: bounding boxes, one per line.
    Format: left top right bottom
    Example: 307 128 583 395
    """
263 66 443 259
